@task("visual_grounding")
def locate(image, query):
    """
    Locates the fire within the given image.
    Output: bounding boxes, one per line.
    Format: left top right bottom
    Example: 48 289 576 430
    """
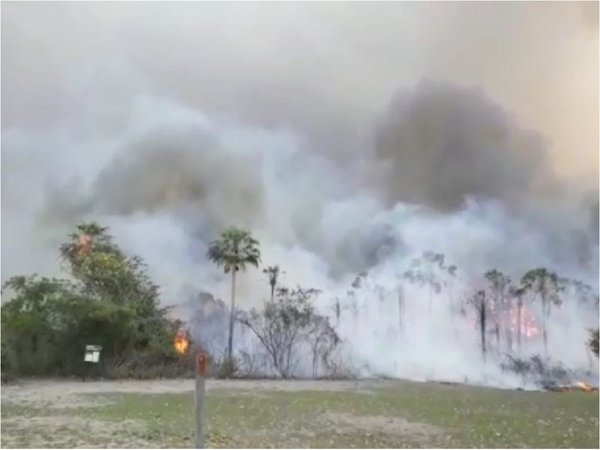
506 305 539 338
174 329 189 355
468 304 540 339
576 381 594 392
78 234 91 256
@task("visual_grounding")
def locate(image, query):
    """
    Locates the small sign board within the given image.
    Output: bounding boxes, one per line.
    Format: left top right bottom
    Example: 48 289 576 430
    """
84 345 102 363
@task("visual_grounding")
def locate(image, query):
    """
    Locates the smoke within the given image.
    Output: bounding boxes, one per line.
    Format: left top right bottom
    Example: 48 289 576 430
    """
373 80 553 212
1 2 598 386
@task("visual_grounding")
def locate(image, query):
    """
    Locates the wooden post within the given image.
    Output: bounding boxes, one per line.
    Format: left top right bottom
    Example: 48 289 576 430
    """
195 351 207 449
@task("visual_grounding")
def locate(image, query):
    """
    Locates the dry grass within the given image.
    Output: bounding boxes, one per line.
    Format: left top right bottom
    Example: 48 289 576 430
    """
1 379 598 448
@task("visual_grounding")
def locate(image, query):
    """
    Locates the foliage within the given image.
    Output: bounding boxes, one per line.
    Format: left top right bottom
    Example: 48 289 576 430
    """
206 227 261 274
1 222 181 379
521 268 562 355
589 329 599 357
215 357 238 379
500 354 571 388
263 265 284 302
239 286 337 378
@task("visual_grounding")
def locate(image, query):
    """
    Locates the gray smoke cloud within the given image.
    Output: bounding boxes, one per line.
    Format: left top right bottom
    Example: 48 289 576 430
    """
1 1 598 385
373 80 553 211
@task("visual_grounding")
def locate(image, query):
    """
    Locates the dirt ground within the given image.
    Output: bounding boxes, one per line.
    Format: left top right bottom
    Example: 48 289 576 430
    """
1 378 383 406
1 378 598 448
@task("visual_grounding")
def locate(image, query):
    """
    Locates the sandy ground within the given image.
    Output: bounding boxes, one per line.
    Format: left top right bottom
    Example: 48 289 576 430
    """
1 378 387 408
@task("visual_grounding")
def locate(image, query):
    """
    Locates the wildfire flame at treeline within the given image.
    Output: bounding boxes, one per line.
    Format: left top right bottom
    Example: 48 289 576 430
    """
174 330 189 355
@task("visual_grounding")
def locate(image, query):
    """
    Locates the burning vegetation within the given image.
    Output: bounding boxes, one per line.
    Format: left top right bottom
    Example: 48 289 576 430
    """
174 329 189 355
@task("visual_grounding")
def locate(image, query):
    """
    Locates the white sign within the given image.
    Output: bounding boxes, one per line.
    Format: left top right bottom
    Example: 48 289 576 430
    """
84 345 102 363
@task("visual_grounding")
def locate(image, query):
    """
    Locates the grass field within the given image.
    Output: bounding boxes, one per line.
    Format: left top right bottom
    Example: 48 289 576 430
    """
1 379 598 448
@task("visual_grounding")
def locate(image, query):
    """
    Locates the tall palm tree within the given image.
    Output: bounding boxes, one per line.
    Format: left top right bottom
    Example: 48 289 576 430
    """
263 265 284 303
207 226 261 361
521 268 561 356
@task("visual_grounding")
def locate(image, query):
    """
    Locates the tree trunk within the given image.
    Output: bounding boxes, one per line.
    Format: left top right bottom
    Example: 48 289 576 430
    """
517 297 523 353
542 297 548 356
270 283 275 303
480 295 487 360
227 270 237 362
494 323 500 351
504 297 512 353
312 341 319 378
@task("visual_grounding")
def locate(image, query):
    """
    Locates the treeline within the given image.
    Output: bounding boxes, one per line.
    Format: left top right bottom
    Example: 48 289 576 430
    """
1 223 598 382
394 251 599 359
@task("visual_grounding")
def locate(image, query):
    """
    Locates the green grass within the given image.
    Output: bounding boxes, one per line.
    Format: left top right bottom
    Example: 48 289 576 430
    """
1 380 598 448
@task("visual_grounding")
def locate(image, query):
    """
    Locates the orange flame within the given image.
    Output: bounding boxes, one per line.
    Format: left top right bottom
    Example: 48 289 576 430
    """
78 234 91 256
174 330 189 355
576 381 594 392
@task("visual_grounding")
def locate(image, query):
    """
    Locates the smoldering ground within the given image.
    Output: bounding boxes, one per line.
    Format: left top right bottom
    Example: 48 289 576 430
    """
1 2 598 385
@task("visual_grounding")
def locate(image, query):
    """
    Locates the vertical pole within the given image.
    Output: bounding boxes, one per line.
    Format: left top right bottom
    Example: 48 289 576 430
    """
195 352 206 449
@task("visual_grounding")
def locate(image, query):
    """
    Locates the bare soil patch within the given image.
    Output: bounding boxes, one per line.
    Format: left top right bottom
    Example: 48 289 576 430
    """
1 378 381 408
323 411 442 440
1 415 150 448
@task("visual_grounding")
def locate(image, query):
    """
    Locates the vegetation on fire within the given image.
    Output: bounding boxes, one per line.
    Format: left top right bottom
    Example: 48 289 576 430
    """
1 221 598 384
1 223 189 380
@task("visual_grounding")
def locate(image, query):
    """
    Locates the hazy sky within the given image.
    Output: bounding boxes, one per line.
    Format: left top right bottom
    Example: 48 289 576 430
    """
2 1 598 180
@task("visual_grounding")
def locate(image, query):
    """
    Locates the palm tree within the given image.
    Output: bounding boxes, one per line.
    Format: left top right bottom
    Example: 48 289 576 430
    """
207 226 261 362
521 268 561 356
60 222 118 263
263 265 284 303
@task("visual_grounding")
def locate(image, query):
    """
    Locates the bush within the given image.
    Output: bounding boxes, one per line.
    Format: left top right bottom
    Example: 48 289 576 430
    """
215 357 238 379
500 354 570 387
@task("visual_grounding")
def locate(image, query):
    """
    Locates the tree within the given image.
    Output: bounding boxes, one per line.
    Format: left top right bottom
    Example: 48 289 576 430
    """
402 256 441 314
308 315 339 377
508 285 527 353
207 227 261 362
239 286 330 378
485 270 512 353
468 289 488 359
559 278 598 310
2 223 179 379
60 222 120 263
402 251 455 316
1 274 137 376
263 265 284 303
521 268 561 356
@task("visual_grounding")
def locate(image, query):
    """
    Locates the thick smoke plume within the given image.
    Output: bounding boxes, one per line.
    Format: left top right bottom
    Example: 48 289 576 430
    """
2 2 598 387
